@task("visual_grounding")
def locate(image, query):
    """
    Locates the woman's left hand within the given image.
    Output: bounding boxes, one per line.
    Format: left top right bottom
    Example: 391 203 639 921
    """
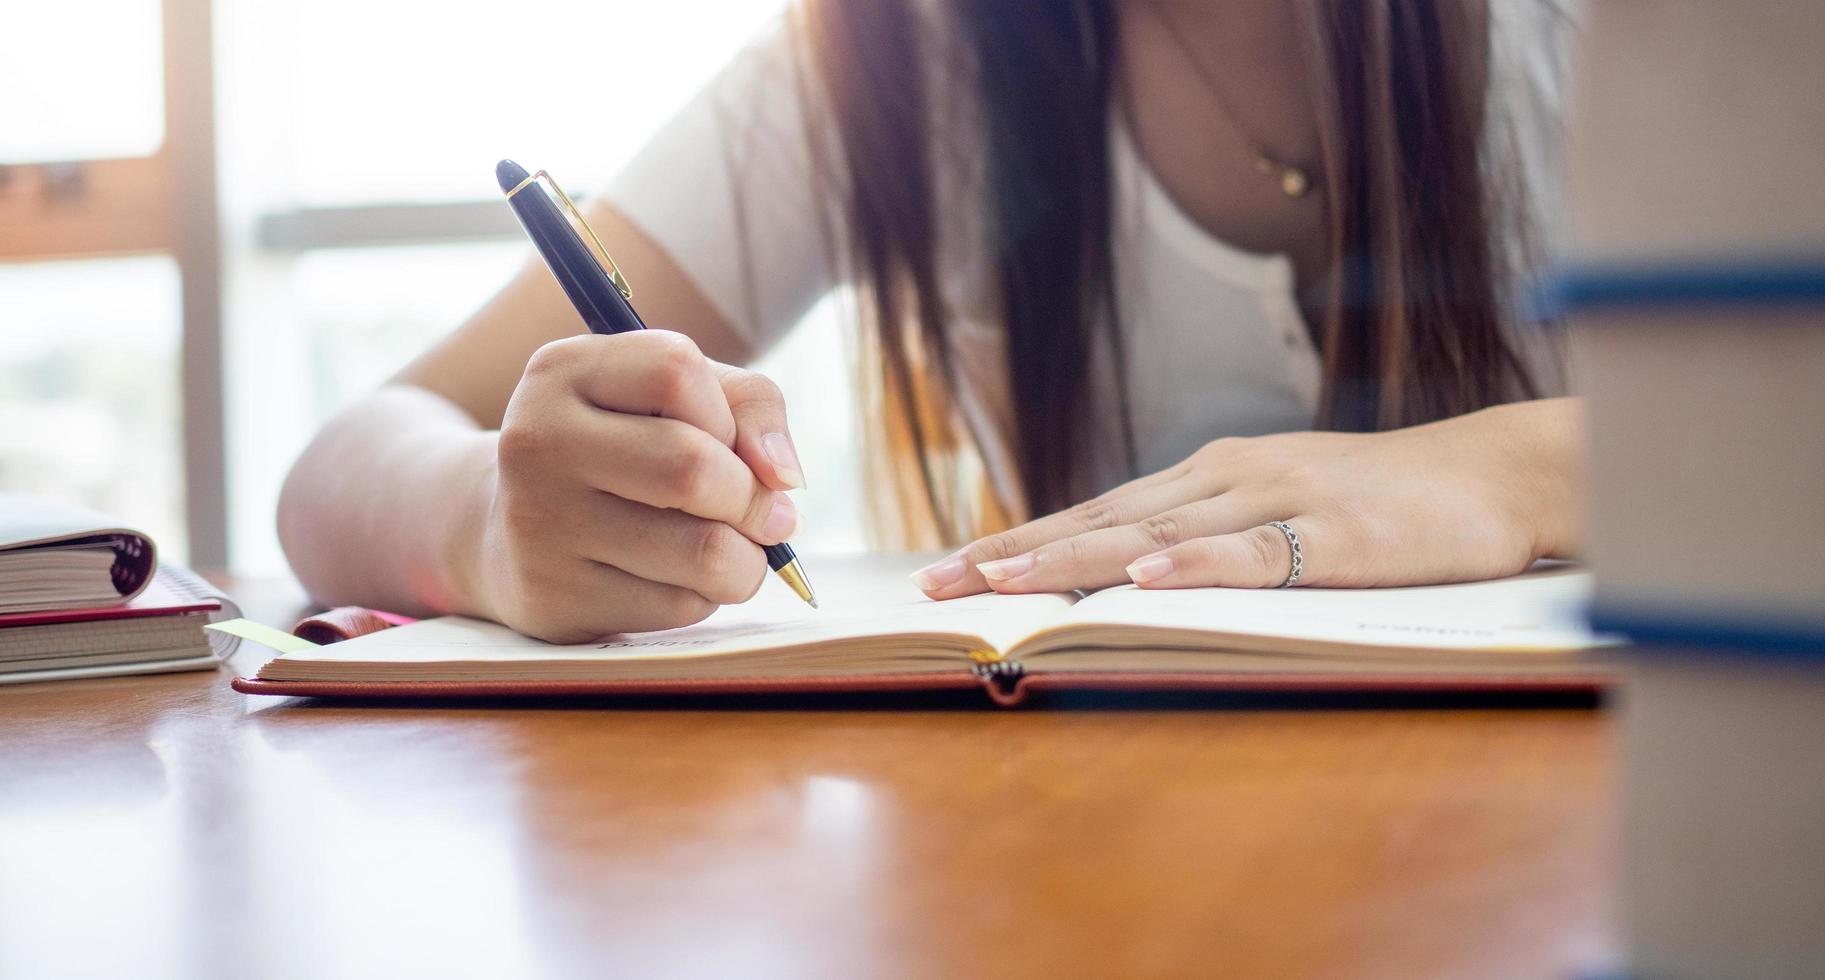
911 398 1583 598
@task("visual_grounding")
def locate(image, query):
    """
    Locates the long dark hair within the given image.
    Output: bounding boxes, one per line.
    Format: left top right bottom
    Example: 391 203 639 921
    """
794 0 1542 546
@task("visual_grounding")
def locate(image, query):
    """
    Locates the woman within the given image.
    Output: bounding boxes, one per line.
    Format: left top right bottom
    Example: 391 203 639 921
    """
279 0 1581 643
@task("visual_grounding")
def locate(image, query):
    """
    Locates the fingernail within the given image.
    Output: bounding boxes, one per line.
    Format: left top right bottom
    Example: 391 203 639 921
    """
910 553 967 591
761 432 805 489
1126 554 1174 583
764 496 800 541
977 553 1035 582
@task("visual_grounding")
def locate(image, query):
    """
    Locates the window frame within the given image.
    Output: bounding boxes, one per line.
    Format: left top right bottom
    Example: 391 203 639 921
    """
0 0 226 568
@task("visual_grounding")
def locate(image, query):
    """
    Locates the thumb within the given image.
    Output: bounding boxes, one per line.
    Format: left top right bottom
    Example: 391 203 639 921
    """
711 363 805 491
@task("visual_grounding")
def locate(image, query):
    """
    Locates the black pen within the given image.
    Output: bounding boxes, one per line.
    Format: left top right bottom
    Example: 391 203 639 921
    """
496 159 816 609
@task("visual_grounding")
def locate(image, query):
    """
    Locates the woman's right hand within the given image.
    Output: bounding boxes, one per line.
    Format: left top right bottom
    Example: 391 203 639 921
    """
470 330 805 643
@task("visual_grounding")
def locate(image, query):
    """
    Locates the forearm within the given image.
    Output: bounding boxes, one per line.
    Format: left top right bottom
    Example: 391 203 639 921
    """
277 384 498 617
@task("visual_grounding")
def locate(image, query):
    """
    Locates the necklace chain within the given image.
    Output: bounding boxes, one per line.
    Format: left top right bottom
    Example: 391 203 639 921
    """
1151 6 1314 200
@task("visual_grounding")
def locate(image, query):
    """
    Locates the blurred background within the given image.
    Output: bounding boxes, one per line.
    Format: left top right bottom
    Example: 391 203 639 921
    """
0 0 864 576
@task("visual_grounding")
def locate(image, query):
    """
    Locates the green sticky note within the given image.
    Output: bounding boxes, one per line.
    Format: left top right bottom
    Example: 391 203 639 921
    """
205 618 320 655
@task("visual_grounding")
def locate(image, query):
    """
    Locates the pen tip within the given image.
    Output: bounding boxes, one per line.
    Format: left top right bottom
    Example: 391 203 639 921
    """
808 596 819 609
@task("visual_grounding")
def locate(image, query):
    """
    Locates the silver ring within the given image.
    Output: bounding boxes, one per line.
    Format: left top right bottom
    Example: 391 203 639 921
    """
1264 521 1302 587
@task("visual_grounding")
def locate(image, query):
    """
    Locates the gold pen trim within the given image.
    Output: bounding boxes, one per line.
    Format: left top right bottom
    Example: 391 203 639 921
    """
507 169 633 300
503 172 540 200
775 560 818 609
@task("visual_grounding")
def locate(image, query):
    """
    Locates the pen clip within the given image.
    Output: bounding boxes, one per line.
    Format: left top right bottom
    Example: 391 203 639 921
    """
513 169 633 300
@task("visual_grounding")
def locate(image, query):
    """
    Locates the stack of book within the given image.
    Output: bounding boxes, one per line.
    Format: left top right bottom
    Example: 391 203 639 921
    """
1563 4 1825 977
0 495 241 684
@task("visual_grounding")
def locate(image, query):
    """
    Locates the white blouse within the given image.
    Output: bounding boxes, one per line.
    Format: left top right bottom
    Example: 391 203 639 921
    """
603 4 1573 509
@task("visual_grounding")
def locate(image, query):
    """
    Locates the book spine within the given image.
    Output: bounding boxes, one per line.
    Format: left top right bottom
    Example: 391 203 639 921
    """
972 659 1027 705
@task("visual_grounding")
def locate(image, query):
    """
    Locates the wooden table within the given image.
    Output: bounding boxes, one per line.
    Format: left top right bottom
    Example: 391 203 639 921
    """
0 574 1618 979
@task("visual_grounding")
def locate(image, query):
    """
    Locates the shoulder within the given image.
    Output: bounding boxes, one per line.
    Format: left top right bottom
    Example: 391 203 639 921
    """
598 19 843 348
685 19 812 146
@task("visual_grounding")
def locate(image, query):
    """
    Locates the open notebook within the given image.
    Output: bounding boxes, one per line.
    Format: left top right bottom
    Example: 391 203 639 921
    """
231 556 1611 704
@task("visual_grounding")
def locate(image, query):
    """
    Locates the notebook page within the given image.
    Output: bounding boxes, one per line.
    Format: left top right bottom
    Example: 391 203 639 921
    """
155 565 244 658
270 558 1075 669
1033 565 1600 655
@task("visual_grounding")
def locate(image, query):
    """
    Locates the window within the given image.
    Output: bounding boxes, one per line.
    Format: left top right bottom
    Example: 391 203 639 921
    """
0 0 165 163
2 0 866 577
0 257 187 561
0 0 216 566
216 0 868 574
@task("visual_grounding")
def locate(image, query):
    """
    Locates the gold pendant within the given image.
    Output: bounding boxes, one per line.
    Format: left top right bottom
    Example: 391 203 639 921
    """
1279 166 1309 199
1256 155 1311 199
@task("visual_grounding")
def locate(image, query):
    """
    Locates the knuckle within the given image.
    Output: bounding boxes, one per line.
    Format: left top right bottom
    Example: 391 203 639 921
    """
1246 526 1288 576
1137 513 1185 551
645 332 706 401
735 557 768 602
688 521 747 574
742 490 780 539
522 337 580 381
660 438 717 507
1050 535 1092 567
496 416 556 472
651 329 704 358
727 369 786 408
1194 436 1243 465
972 531 1026 563
657 587 717 628
1069 499 1123 532
700 530 767 602
1274 459 1320 493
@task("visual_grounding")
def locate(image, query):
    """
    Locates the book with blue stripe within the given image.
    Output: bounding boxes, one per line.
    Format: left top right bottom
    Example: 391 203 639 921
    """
1563 258 1825 655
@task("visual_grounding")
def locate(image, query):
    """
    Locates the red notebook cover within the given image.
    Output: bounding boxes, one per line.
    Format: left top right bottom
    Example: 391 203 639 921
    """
0 573 220 628
229 670 1606 704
